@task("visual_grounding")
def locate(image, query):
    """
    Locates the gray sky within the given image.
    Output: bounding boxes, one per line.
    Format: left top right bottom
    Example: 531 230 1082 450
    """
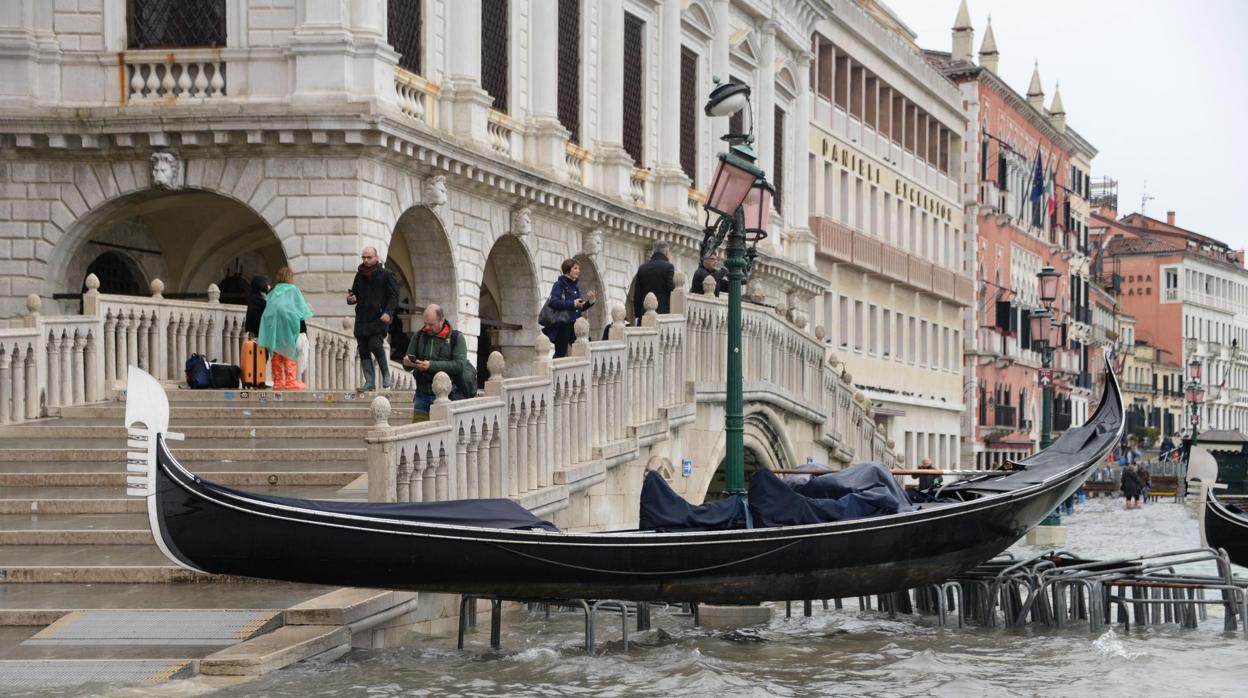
885 0 1248 250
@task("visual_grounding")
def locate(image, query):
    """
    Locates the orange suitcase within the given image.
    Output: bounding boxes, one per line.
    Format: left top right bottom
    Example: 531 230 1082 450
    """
242 339 268 388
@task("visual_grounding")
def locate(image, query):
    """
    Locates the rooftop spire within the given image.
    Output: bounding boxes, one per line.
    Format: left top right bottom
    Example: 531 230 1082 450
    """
1027 61 1045 111
978 15 999 73
1050 83 1065 115
951 0 974 63
954 0 972 30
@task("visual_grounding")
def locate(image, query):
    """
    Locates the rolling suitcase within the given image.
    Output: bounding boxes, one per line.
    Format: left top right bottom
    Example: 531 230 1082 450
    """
242 339 268 389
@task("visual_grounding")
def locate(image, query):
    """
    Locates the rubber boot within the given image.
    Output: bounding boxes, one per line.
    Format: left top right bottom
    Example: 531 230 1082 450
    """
287 355 306 390
358 357 376 392
271 355 287 390
379 354 392 390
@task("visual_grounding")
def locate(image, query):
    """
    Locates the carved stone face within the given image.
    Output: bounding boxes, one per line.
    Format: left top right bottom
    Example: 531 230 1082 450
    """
511 207 532 237
583 228 603 257
424 174 448 207
150 152 181 190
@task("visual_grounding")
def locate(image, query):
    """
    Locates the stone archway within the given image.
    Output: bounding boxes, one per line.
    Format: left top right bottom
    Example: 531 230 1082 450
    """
572 253 606 339
83 250 147 295
53 189 287 314
388 205 458 362
480 235 539 374
702 408 797 500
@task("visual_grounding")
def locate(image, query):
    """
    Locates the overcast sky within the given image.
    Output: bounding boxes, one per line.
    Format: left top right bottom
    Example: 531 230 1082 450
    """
885 0 1248 250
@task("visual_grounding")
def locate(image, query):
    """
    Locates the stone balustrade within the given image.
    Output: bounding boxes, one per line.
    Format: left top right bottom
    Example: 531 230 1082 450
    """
124 50 227 102
367 287 896 512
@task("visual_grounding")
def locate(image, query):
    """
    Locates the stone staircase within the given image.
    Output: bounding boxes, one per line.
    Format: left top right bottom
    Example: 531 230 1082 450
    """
0 386 420 689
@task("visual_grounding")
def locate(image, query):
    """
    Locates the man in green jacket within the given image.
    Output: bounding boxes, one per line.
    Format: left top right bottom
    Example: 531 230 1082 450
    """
402 304 468 422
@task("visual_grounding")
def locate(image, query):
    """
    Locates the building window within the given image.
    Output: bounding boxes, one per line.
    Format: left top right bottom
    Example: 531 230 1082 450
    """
854 300 864 351
773 106 785 214
481 0 510 112
869 305 878 354
839 295 849 347
388 0 422 74
882 309 892 357
622 13 646 166
556 0 581 143
127 0 226 49
680 47 699 183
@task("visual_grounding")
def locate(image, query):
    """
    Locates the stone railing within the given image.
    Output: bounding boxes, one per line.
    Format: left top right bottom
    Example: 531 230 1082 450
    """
487 111 520 158
394 68 438 128
367 287 896 510
0 274 414 424
630 168 649 207
124 49 226 102
564 143 589 185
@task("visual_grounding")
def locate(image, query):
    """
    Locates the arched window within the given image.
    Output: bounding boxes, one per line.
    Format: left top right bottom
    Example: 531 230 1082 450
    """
481 0 510 112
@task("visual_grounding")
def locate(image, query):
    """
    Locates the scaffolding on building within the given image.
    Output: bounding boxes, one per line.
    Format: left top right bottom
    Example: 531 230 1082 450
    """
1090 176 1119 212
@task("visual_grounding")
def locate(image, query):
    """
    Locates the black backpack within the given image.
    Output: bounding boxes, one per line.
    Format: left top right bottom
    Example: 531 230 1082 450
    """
185 354 211 389
449 331 478 400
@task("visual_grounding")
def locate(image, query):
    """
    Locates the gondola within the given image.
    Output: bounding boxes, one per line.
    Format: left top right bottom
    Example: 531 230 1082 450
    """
1202 490 1248 568
125 363 1123 603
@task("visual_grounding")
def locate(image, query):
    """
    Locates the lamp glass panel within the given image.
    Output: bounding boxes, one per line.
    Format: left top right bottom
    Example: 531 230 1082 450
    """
742 183 772 231
705 158 755 217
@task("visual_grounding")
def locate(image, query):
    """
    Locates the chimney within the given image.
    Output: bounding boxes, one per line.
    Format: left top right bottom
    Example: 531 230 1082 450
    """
1166 211 1175 226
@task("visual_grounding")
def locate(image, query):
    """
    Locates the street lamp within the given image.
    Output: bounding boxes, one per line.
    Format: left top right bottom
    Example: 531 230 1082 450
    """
1037 266 1060 308
700 79 772 498
1030 307 1055 450
1188 356 1202 382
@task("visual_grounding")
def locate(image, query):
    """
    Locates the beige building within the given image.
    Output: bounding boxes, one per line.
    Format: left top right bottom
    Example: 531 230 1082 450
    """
805 10 972 469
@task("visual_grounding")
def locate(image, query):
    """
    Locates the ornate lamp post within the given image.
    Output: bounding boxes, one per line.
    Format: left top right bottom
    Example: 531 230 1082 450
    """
1034 265 1061 451
700 79 771 497
1187 356 1204 449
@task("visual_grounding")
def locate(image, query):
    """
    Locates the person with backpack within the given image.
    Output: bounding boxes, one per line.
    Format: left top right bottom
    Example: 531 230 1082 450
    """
258 267 314 390
403 304 470 422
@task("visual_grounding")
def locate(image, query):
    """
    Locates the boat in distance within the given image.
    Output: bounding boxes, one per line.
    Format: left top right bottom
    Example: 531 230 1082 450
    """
124 363 1123 603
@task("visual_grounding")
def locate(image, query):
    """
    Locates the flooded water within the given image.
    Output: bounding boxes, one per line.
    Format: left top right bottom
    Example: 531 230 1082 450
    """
16 497 1248 698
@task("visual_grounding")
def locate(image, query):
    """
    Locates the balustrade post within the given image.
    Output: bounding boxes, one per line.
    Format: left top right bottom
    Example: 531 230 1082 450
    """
422 446 436 501
576 375 590 462
71 333 86 405
115 312 131 382
533 395 546 489
63 330 79 405
0 347 11 424
411 454 426 503
608 305 626 341
609 358 622 441
396 451 412 503
552 378 565 469
82 273 101 317
366 396 396 502
46 332 61 409
103 312 117 389
489 418 502 498
84 331 99 403
435 446 449 501
456 427 470 501
476 421 490 499
24 294 40 330
23 347 37 419
514 400 529 494
174 315 187 376
11 346 25 423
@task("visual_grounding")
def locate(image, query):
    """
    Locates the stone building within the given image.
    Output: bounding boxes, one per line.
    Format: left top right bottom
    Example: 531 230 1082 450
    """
928 1 1100 469
1091 207 1248 433
805 2 972 470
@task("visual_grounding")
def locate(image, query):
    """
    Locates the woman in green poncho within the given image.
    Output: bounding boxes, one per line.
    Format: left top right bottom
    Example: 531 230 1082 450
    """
258 267 313 390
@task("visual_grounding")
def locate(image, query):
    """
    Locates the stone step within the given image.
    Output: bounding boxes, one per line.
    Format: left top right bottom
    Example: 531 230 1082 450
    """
0 460 365 475
0 659 195 689
0 514 149 545
0 436 360 450
0 544 181 567
198 624 349 677
0 498 146 515
0 446 363 463
0 424 373 440
23 609 283 648
0 470 361 489
0 582 330 623
60 405 411 420
158 389 416 403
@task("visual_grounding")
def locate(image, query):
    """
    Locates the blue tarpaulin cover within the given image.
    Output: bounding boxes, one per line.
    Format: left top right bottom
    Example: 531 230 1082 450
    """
749 463 914 527
638 471 746 531
202 481 559 531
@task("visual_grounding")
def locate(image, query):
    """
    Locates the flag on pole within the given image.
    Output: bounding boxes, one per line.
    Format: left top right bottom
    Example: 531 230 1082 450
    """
1028 146 1044 204
1046 169 1056 216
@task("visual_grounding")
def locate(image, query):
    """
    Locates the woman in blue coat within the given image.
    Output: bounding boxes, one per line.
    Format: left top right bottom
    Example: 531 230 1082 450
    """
542 258 597 358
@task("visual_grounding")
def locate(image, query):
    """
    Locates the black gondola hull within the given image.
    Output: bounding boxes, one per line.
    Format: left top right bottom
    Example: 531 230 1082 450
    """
153 440 1092 602
1205 492 1248 568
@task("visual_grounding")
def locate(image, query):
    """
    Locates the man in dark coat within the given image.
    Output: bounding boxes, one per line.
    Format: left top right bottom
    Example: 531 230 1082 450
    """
631 241 676 320
690 253 727 296
243 275 269 338
403 304 468 422
347 246 399 391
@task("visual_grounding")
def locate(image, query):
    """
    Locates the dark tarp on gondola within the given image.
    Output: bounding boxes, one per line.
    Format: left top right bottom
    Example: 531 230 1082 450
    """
201 480 558 531
785 462 916 519
638 471 746 531
748 467 913 527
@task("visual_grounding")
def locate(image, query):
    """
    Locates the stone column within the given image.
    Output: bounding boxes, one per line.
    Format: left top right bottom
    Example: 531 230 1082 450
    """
710 0 731 137
652 0 692 212
756 22 778 254
290 0 397 106
526 0 572 179
441 0 494 146
789 50 815 268
592 0 635 200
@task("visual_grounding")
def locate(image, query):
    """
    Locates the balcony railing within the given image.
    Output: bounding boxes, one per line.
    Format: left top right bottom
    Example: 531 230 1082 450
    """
810 216 969 307
394 67 438 128
564 143 589 185
124 49 226 102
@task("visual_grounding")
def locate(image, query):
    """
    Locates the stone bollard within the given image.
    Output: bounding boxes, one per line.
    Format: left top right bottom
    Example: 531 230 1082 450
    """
608 304 626 340
370 395 392 427
149 279 165 299
432 372 453 405
83 274 101 316
484 350 506 396
702 273 717 296
24 293 41 329
571 317 590 357
642 292 658 328
814 325 826 343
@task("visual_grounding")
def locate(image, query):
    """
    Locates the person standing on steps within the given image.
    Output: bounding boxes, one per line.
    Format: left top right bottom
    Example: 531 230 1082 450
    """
630 241 675 321
244 275 269 339
403 304 468 423
258 267 313 390
542 258 597 358
348 246 399 392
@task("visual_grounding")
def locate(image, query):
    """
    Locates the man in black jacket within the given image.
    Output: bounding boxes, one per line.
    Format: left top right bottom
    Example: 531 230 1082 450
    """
690 253 727 296
631 241 676 320
347 246 399 391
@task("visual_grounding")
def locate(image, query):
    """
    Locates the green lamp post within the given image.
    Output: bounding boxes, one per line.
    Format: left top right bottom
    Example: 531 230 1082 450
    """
701 79 773 497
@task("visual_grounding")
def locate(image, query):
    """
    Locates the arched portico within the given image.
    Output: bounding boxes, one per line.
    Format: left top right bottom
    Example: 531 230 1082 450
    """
480 235 539 374
50 187 288 313
572 253 606 338
702 407 798 500
387 206 458 359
